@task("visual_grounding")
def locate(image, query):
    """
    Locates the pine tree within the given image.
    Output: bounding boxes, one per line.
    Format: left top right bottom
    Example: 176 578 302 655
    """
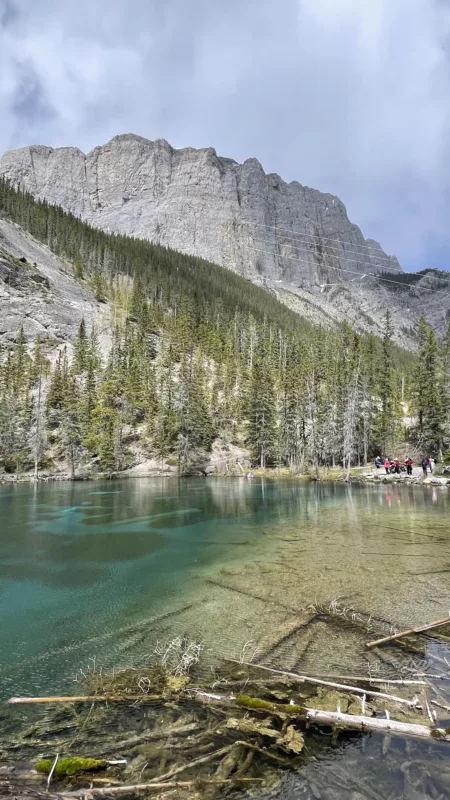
376 311 396 456
74 255 84 280
247 337 277 468
413 317 446 456
278 341 305 471
177 352 214 472
30 338 48 479
73 319 88 374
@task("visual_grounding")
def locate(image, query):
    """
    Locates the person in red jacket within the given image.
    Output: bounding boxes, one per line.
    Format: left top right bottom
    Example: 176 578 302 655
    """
384 458 390 475
405 457 413 476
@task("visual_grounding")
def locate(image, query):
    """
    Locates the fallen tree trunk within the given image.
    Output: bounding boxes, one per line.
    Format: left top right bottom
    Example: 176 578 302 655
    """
205 579 296 611
305 707 450 741
231 662 421 708
255 611 317 659
366 616 450 649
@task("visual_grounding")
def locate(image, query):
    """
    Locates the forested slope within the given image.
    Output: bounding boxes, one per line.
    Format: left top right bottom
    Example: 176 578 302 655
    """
0 179 445 478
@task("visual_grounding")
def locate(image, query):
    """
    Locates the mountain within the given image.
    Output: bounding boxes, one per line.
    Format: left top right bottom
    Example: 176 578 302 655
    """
0 134 400 281
1 134 450 348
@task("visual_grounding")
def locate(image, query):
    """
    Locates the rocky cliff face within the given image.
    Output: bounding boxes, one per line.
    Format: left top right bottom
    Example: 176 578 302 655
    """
0 134 400 287
2 134 449 349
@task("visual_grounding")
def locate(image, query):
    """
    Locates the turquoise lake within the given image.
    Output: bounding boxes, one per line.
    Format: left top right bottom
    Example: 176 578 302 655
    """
1 477 450 700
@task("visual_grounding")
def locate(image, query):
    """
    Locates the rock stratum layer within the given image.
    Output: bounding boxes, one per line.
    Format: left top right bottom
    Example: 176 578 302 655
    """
2 133 449 348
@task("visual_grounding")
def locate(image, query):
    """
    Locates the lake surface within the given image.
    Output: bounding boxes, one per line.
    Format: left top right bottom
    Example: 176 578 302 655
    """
2 477 450 798
1 477 450 698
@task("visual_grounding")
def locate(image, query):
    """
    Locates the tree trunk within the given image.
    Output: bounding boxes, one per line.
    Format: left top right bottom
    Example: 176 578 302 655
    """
345 452 351 482
34 373 42 481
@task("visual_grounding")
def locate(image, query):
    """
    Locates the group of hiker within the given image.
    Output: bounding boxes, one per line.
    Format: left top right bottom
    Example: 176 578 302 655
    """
374 456 435 477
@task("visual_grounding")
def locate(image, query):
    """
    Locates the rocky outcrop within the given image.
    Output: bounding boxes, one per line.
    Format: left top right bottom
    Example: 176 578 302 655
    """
0 134 400 287
0 218 111 351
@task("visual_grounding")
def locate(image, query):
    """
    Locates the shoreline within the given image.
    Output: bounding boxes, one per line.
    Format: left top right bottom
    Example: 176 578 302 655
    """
1 467 448 486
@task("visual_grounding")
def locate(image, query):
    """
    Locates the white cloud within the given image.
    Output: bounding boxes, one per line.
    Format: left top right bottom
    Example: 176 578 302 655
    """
1 0 450 270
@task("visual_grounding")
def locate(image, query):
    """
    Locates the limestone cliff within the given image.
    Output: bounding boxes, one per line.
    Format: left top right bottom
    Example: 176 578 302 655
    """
0 134 400 286
2 134 449 348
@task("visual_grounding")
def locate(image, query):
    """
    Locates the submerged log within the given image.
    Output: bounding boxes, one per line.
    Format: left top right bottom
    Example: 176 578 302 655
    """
255 611 317 659
144 744 241 783
366 616 450 649
60 778 263 797
204 578 296 611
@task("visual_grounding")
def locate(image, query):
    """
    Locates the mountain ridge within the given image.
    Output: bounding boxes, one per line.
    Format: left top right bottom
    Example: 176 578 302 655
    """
0 133 401 279
2 133 449 349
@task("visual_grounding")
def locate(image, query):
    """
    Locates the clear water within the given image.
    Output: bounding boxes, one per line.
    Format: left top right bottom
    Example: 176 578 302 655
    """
1 478 449 698
2 477 450 798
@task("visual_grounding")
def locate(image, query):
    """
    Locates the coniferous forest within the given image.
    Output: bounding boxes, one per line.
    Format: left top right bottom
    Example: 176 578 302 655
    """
0 177 449 478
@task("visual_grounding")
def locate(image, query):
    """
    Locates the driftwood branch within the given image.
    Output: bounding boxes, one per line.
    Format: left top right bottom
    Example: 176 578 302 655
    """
232 661 421 708
6 695 160 705
366 616 450 649
286 672 427 686
305 707 450 741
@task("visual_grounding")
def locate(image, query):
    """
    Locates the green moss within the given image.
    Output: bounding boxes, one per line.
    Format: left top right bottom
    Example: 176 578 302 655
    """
35 758 107 777
430 727 450 740
236 694 302 714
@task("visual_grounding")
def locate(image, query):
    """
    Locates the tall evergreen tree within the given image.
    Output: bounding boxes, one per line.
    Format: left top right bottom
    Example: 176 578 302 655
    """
413 317 446 456
247 337 277 468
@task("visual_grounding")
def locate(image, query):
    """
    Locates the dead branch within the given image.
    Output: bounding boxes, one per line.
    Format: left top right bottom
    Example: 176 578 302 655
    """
6 695 161 705
100 723 198 754
287 672 427 686
60 778 263 797
233 739 291 765
366 616 450 649
305 707 450 741
204 578 296 611
230 661 421 708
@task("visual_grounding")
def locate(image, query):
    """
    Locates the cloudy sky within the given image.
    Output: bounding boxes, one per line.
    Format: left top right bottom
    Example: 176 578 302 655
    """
1 0 450 272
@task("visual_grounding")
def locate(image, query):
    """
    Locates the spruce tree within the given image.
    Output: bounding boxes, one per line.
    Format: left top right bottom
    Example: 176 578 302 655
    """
247 337 277 468
73 319 88 374
413 317 446 456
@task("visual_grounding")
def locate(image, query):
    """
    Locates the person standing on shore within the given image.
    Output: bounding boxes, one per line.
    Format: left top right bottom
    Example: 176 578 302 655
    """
405 457 413 476
384 458 390 475
428 457 434 474
421 458 428 476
